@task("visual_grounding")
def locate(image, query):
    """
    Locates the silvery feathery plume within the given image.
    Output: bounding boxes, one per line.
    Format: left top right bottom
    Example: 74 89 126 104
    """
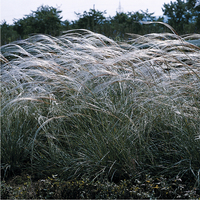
194 0 200 7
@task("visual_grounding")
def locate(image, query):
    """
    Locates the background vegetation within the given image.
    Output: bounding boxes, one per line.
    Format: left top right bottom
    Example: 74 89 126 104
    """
1 0 200 45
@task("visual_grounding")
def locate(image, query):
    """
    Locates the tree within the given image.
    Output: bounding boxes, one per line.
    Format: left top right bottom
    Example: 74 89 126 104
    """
194 0 200 7
33 5 62 35
111 12 129 38
13 5 63 38
62 20 71 31
138 10 156 34
74 9 106 32
127 11 144 33
162 0 191 34
1 21 18 45
186 0 200 32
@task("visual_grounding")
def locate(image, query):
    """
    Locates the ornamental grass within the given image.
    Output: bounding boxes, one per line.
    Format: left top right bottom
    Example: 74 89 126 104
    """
1 26 200 196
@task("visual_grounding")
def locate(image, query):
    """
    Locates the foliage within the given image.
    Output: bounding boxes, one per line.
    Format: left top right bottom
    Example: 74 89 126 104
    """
73 9 106 32
0 6 174 45
1 174 200 199
13 5 62 39
186 0 200 32
162 0 200 34
0 21 18 45
1 2 200 45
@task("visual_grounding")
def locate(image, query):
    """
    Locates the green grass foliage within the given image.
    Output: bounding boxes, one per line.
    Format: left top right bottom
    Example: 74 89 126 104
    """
1 28 200 192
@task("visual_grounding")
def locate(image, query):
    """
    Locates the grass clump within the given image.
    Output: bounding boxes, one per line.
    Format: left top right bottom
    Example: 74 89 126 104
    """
1 28 200 196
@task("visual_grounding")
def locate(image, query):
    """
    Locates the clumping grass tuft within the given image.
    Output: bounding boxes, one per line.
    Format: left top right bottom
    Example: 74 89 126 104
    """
1 29 200 189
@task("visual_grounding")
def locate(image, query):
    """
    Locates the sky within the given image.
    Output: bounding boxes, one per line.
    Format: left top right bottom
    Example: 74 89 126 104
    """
1 0 176 25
